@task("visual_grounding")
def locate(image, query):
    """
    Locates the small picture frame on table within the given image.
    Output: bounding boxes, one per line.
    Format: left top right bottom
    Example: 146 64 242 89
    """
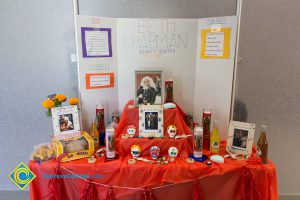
51 105 80 137
139 105 164 138
226 121 255 159
135 71 163 105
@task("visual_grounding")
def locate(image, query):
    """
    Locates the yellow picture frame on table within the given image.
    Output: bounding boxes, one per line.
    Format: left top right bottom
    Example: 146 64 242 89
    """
200 27 231 59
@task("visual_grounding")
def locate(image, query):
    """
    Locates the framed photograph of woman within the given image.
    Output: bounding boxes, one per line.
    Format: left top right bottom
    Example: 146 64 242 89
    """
226 121 255 159
135 71 163 105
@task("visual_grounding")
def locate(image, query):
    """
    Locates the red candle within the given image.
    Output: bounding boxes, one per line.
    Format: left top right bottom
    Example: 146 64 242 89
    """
96 105 105 133
202 108 212 150
165 79 174 103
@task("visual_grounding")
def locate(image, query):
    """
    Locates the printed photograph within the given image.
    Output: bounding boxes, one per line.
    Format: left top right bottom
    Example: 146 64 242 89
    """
232 128 249 149
59 114 74 132
144 112 159 130
135 71 162 105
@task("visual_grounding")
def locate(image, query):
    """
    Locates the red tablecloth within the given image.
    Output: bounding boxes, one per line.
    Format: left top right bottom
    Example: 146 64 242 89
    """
29 101 278 199
29 142 278 200
115 100 193 156
116 100 192 138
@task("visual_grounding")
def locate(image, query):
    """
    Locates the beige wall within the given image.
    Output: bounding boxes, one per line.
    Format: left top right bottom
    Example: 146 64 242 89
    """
235 0 300 194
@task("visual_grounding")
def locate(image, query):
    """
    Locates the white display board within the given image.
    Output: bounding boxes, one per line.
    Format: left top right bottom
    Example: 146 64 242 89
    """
117 18 198 113
193 16 238 138
76 16 119 130
76 16 237 136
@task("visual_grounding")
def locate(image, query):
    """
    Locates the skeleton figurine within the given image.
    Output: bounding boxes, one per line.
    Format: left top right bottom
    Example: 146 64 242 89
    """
131 145 141 159
167 125 177 138
150 146 160 159
168 147 178 162
127 125 136 138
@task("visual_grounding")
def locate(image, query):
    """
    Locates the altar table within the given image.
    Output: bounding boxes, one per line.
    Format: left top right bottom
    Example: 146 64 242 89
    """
29 101 278 199
29 143 278 200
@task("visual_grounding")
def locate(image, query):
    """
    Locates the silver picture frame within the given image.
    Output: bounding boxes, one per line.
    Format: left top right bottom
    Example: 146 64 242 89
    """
139 105 164 138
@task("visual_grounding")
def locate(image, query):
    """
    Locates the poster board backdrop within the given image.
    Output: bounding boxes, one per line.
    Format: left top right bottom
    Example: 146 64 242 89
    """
193 16 238 138
117 18 198 113
76 16 119 130
76 16 237 136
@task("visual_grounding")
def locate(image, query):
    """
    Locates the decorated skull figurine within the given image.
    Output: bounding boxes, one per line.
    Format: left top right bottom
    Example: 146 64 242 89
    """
167 125 177 138
131 145 141 159
168 147 178 162
127 125 136 138
150 146 160 159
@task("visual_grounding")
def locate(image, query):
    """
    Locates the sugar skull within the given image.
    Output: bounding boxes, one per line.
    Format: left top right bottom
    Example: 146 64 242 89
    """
167 125 177 138
150 146 160 159
131 145 141 159
127 125 136 137
168 147 178 162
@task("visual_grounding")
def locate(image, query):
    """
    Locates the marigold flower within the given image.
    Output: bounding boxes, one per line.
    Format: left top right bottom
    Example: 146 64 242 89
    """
42 99 55 109
69 97 80 105
55 94 67 102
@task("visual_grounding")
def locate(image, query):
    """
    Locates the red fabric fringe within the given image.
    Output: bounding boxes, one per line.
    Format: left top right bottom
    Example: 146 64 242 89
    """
48 164 62 200
106 186 116 200
81 181 99 200
192 179 201 200
141 189 154 200
47 153 68 200
240 167 259 200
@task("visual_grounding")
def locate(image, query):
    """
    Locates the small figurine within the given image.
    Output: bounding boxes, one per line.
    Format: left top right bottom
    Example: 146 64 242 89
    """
167 125 177 138
127 125 136 138
150 146 160 159
131 145 141 159
168 147 178 162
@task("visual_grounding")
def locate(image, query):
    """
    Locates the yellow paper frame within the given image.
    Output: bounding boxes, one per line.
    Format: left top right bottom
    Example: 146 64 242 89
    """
201 27 231 59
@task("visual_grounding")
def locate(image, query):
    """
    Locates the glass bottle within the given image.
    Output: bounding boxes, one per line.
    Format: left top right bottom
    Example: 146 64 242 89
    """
257 125 268 164
90 117 99 150
210 120 220 154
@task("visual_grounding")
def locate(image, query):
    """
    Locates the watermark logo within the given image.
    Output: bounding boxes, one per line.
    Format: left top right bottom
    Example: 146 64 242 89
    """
8 162 36 190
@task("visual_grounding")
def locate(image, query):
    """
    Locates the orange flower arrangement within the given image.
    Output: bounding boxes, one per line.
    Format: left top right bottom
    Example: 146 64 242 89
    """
69 97 80 105
42 99 55 109
55 94 67 102
42 93 79 117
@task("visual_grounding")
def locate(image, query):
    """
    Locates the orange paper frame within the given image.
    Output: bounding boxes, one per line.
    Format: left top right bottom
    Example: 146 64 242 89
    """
86 73 114 89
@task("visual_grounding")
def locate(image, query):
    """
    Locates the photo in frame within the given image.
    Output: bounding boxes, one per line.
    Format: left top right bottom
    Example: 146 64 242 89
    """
51 105 80 137
139 105 164 138
135 71 163 105
226 121 255 159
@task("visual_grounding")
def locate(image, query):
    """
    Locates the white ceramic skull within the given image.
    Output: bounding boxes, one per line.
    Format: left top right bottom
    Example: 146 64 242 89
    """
167 125 177 138
127 125 136 137
131 145 141 159
168 147 178 162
